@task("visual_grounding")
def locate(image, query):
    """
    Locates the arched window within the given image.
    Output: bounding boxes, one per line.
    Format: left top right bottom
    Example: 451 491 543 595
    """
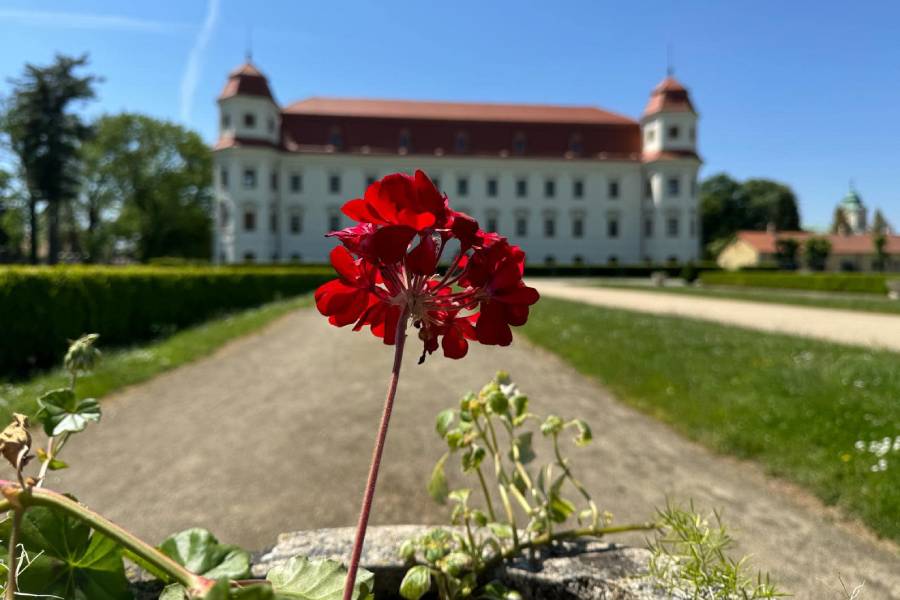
243 204 257 232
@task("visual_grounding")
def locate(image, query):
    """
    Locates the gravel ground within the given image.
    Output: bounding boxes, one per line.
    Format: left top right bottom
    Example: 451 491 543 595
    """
50 308 900 599
531 279 900 352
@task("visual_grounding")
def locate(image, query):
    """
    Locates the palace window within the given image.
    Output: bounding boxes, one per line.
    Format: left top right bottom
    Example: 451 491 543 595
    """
667 177 680 197
220 167 229 188
516 178 528 198
644 216 654 237
512 131 526 156
366 174 377 187
290 253 302 262
515 216 528 236
544 178 556 198
667 216 679 237
573 179 584 199
645 129 655 143
544 255 556 266
432 176 441 191
270 207 278 233
243 168 256 189
270 172 279 191
329 174 341 194
457 176 469 196
243 206 256 232
486 211 498 233
455 131 469 154
221 113 231 129
607 216 619 238
691 176 698 197
607 255 619 265
243 251 256 263
329 212 341 231
267 117 275 133
219 202 229 227
289 210 303 234
290 173 302 193
544 216 556 238
645 178 653 199
572 216 584 238
608 179 620 199
487 178 498 197
689 215 697 238
243 113 256 128
668 125 679 140
572 255 584 266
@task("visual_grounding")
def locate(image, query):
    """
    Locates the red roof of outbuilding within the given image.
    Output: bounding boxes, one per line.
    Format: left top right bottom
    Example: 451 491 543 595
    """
218 62 275 102
735 230 900 255
643 76 696 117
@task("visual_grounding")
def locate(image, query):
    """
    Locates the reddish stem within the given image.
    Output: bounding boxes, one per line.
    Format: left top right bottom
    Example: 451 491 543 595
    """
342 309 410 600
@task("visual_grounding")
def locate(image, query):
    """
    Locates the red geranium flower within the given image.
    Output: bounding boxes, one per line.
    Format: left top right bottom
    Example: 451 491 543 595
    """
315 169 539 360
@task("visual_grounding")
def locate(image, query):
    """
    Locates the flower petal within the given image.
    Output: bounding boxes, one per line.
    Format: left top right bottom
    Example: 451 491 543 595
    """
406 234 439 276
372 225 417 264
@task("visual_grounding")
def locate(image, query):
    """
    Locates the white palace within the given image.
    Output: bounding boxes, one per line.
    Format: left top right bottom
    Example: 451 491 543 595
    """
212 61 702 265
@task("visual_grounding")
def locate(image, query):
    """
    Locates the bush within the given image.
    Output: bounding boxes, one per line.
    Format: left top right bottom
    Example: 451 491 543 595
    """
0 265 332 376
525 262 720 278
699 271 890 295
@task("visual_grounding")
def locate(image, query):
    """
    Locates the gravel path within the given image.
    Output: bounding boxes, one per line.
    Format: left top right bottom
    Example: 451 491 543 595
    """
532 279 900 352
50 309 899 598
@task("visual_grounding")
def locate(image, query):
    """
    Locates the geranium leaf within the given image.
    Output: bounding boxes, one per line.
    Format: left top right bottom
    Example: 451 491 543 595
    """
428 453 449 504
0 505 130 599
159 528 251 581
37 388 101 436
435 409 454 438
266 555 374 600
160 580 275 600
36 447 69 470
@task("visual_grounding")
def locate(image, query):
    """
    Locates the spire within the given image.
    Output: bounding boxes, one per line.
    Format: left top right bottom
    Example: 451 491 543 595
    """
666 43 674 77
245 25 253 63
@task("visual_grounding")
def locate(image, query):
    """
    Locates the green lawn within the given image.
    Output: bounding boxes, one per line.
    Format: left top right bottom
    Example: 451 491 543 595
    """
590 281 900 315
0 294 312 423
521 297 900 542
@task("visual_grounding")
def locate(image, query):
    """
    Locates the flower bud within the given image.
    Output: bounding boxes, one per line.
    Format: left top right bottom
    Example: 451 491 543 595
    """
64 333 101 375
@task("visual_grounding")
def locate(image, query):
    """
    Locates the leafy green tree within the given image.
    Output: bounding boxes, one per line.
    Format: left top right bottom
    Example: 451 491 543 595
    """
804 237 831 271
738 179 801 231
872 209 891 235
829 207 850 235
0 167 26 261
774 237 800 270
699 173 743 252
2 54 97 263
80 114 212 261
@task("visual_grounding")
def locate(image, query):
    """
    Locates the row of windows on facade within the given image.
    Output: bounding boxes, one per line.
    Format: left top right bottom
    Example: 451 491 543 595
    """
221 113 593 156
226 205 695 240
644 124 696 143
221 169 697 200
233 251 684 266
221 112 277 134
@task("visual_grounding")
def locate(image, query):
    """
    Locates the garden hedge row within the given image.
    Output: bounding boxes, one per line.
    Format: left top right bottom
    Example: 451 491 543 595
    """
524 262 721 278
699 271 893 295
0 266 333 376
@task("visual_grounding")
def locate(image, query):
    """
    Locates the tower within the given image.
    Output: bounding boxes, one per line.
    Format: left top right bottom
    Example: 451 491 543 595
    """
640 75 702 262
214 61 282 264
839 184 867 234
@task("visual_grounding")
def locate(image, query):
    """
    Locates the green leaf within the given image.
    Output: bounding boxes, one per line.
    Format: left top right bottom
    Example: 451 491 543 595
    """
37 388 101 436
548 494 577 523
428 453 450 504
511 394 528 418
509 432 535 465
461 445 485 472
36 447 69 470
0 505 130 599
266 555 374 600
448 488 471 505
568 419 593 446
435 409 455 438
399 565 431 600
487 522 513 539
486 391 508 414
159 528 251 581
471 510 488 527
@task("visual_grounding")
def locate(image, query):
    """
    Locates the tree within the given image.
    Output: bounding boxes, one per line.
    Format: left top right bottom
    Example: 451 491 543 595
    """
2 54 97 263
804 237 831 271
699 173 802 258
873 234 888 272
872 209 891 235
0 167 25 261
830 207 851 235
80 114 213 261
774 237 800 270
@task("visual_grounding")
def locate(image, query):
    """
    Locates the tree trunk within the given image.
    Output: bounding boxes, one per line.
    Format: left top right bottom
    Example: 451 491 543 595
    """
28 195 38 265
47 200 59 264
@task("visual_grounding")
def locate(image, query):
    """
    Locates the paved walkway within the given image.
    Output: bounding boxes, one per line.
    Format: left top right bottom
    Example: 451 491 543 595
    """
49 309 899 599
531 279 900 352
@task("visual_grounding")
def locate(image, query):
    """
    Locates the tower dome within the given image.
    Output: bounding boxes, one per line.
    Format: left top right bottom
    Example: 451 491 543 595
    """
643 76 696 117
839 184 867 234
219 61 275 102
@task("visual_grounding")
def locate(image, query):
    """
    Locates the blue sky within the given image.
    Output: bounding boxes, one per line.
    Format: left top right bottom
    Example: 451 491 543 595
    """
1 0 898 229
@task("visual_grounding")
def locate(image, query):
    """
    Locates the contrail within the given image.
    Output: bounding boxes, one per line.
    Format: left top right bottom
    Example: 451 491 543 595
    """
179 0 221 123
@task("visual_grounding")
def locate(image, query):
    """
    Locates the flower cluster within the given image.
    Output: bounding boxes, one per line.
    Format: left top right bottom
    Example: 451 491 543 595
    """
315 170 539 361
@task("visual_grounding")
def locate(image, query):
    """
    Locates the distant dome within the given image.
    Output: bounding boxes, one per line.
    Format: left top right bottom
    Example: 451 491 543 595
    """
841 188 864 208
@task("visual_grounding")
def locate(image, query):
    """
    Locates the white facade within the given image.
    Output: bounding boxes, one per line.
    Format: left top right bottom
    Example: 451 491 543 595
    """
212 74 702 266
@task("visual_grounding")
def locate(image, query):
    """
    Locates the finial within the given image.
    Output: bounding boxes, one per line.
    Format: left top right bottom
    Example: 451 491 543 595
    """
666 43 674 77
849 178 855 192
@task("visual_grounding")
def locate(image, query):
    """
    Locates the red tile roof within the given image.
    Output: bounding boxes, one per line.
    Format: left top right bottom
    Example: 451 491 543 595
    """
736 230 900 255
643 76 696 117
218 62 275 102
284 97 637 125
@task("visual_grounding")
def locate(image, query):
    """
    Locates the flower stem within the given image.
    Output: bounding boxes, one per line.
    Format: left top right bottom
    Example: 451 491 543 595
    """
5 509 22 600
342 310 410 600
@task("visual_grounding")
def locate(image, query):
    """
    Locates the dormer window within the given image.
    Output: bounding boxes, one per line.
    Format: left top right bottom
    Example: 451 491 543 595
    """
244 113 256 128
568 133 583 156
512 131 526 156
668 125 680 140
454 131 469 154
243 168 257 189
329 127 343 150
399 129 411 153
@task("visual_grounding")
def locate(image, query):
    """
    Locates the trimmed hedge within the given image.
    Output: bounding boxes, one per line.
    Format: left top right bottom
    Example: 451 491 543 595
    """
525 262 721 278
699 271 892 295
0 266 333 376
